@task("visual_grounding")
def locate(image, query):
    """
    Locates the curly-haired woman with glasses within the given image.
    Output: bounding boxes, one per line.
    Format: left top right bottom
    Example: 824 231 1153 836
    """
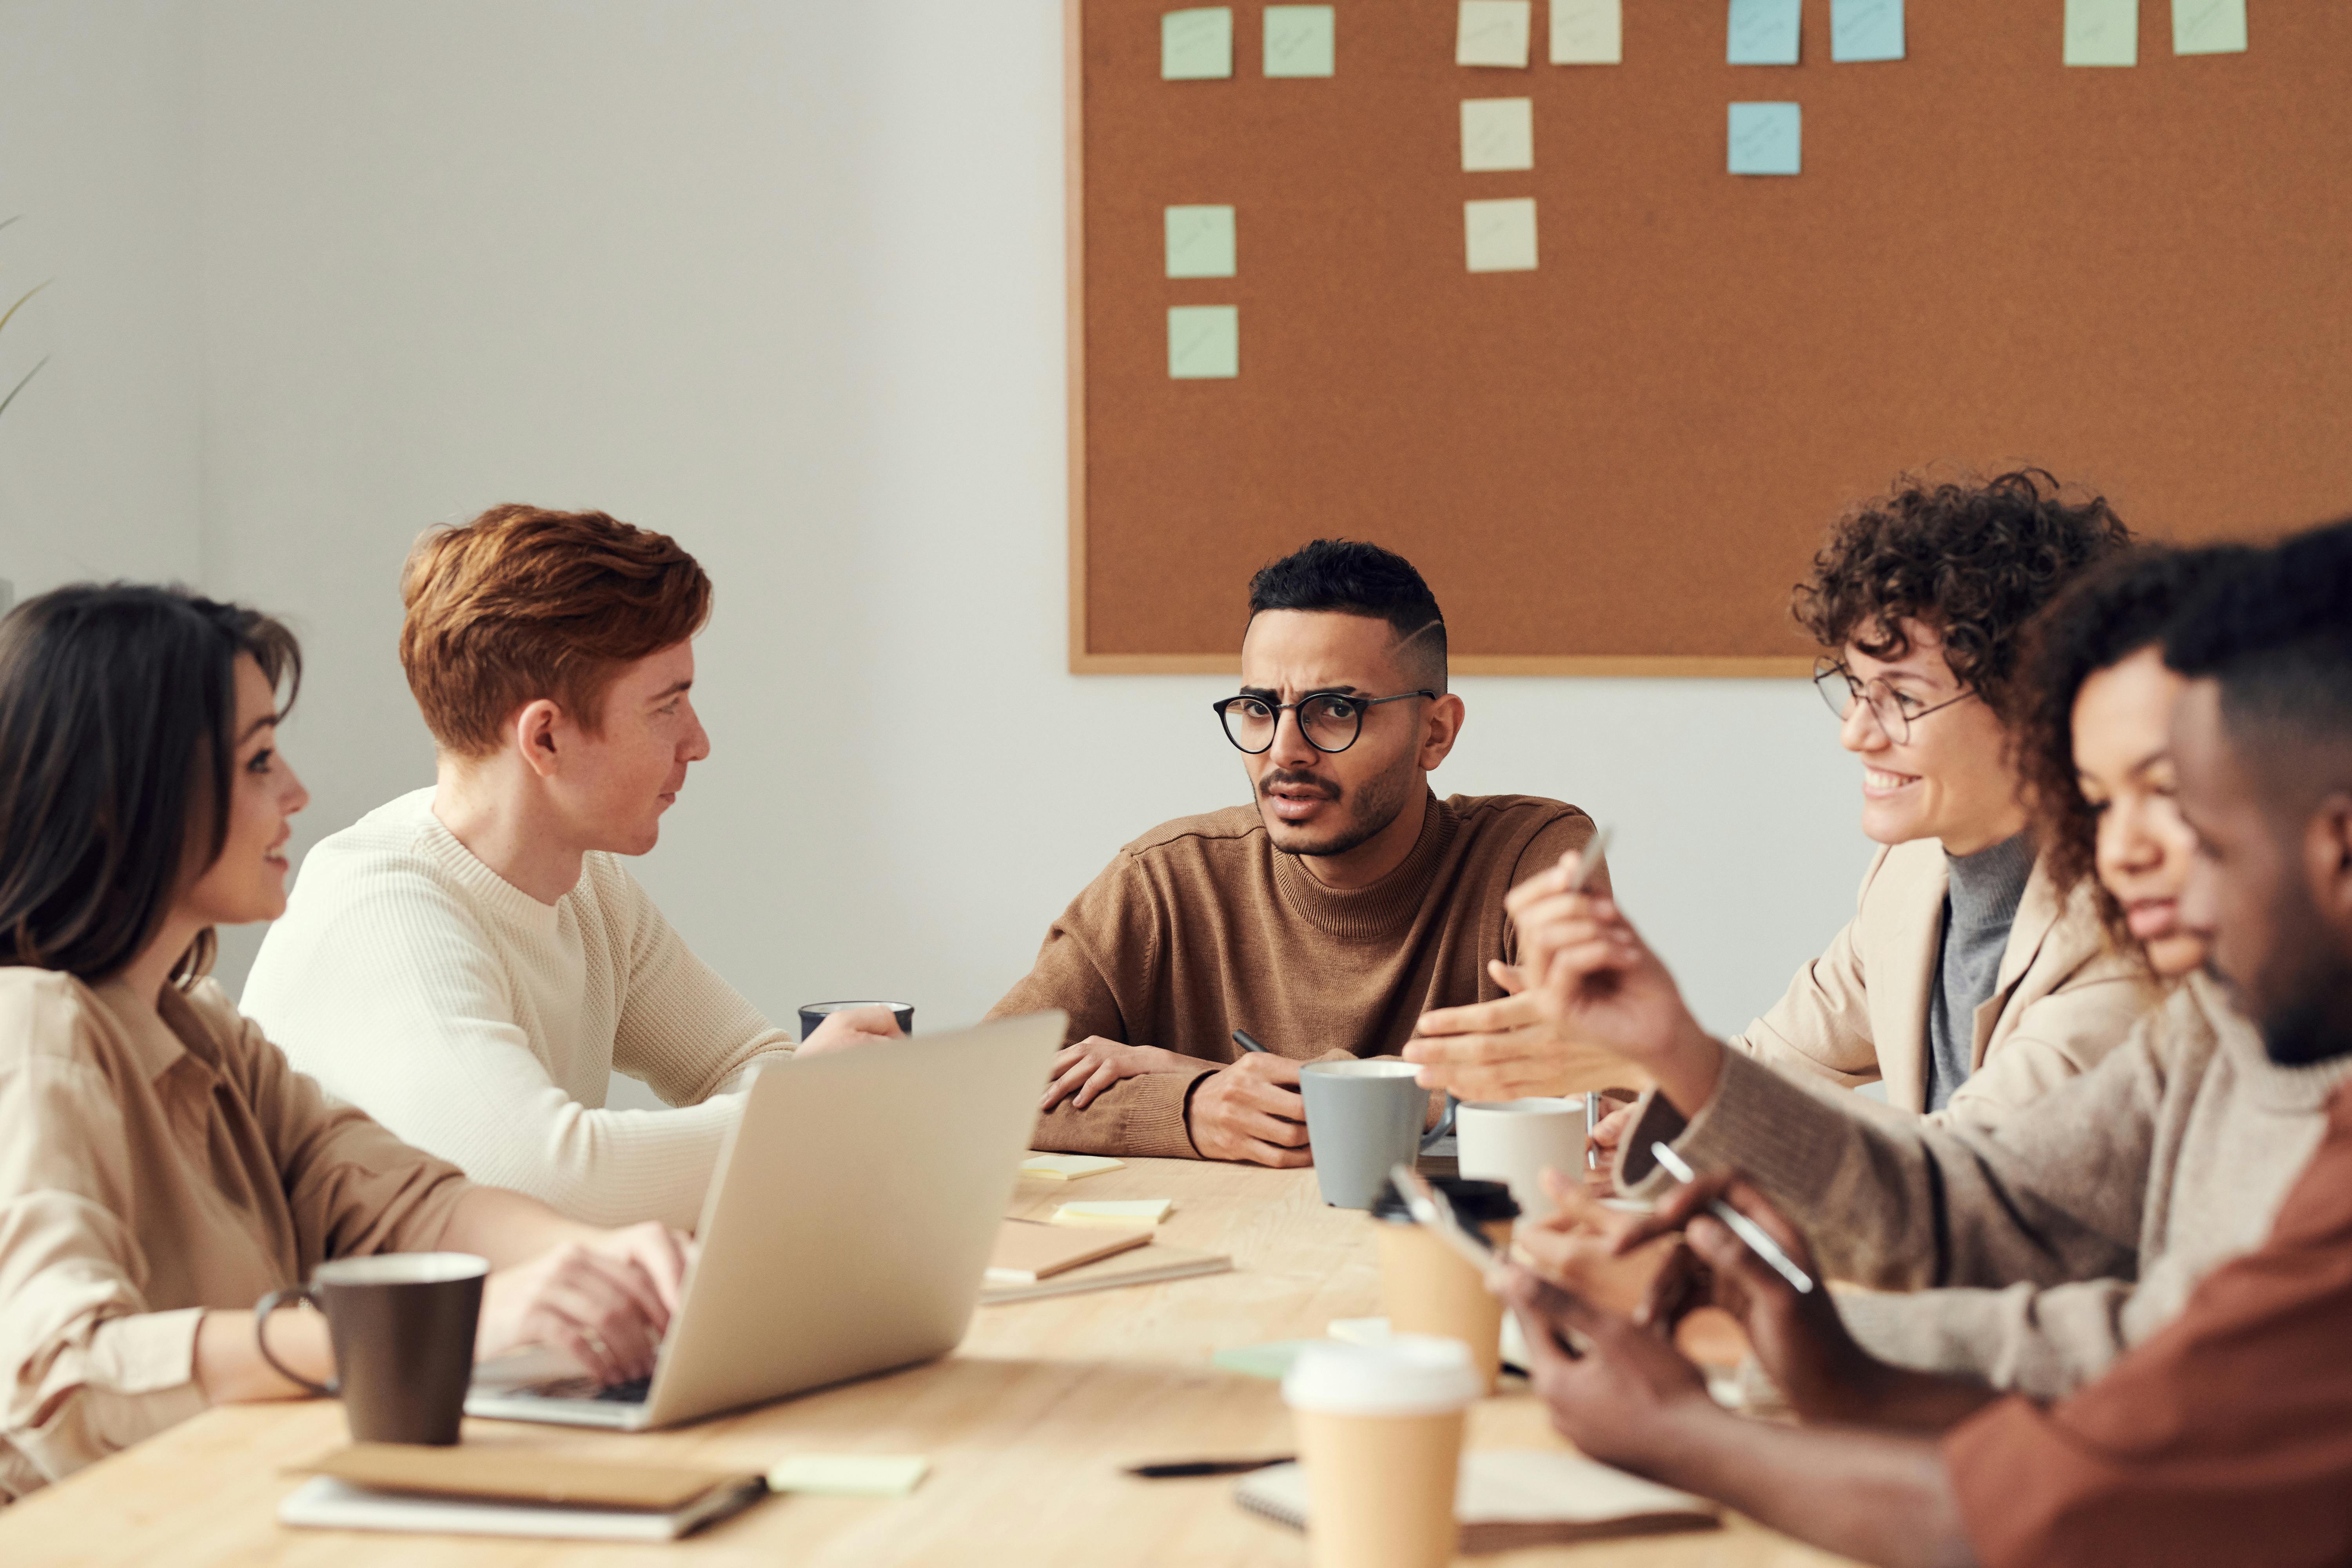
1414 470 2153 1127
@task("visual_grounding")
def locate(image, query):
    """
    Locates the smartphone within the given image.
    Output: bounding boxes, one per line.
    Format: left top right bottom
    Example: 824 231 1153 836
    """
1386 1164 1501 1276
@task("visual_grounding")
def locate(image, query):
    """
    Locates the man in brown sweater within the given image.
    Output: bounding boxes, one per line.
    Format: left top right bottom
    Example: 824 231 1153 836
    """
990 539 1598 1163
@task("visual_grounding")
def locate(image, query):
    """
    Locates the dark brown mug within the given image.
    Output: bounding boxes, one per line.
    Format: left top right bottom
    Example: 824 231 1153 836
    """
254 1252 488 1445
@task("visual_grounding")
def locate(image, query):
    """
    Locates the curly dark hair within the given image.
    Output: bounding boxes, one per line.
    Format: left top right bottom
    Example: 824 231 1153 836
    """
1792 470 2134 721
2015 544 2255 958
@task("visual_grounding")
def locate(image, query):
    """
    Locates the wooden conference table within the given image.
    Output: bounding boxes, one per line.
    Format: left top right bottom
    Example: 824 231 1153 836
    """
0 1159 1858 1567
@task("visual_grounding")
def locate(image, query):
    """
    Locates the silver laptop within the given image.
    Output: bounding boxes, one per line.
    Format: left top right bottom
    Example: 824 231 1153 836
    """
466 1010 1063 1430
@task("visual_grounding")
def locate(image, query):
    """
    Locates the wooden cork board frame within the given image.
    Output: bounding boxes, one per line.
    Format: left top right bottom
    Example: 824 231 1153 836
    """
1066 0 2352 676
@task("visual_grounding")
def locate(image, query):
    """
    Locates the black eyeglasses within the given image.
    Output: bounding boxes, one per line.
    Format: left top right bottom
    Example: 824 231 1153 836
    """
1811 657 1975 745
1210 689 1437 755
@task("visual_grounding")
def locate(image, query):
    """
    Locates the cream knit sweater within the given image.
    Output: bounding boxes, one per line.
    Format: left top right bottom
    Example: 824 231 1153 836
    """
241 789 792 1230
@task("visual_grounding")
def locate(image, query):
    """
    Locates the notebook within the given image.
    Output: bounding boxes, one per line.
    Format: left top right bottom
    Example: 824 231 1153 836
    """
279 1445 768 1541
978 1241 1231 1304
986 1218 1152 1284
1236 1451 1719 1550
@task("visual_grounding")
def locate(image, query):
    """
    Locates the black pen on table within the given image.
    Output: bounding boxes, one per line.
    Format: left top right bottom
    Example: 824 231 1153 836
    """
1127 1456 1292 1479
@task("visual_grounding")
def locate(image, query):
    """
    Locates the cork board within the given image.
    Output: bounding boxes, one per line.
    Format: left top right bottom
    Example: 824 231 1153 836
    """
1066 0 2352 675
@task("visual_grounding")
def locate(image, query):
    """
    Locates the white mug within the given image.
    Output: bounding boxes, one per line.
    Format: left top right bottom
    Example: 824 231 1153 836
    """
1454 1098 1586 1220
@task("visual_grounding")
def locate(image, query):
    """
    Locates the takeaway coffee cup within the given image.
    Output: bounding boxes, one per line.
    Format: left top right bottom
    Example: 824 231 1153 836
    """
1455 1097 1587 1222
798 1000 915 1041
1298 1060 1457 1210
1282 1336 1482 1568
1371 1176 1519 1390
253 1253 488 1445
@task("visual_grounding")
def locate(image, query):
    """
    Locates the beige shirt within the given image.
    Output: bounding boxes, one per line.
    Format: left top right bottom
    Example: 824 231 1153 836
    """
1730 838 2154 1123
0 968 474 1500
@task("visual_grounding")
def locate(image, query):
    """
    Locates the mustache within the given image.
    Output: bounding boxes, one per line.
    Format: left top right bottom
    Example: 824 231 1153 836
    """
1259 769 1340 801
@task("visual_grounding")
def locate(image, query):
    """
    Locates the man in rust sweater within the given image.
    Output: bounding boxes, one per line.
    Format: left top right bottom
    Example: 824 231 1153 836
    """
991 539 1599 1163
1499 520 2352 1568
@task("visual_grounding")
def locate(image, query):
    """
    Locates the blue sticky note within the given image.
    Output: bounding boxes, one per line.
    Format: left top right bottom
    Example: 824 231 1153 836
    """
1169 305 1239 379
1727 0 1800 64
1728 102 1801 175
1831 0 1904 60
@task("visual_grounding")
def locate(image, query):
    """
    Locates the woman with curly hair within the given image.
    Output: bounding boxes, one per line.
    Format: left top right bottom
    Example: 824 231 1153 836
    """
1414 470 2154 1125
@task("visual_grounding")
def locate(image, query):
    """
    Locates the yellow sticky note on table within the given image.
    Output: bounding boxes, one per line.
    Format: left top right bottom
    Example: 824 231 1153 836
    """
1456 0 1532 66
1162 7 1234 79
1549 0 1622 63
2063 0 2137 65
767 1455 930 1496
1460 98 1534 172
1021 1153 1127 1180
2171 0 2245 54
1464 197 1538 273
1053 1198 1173 1228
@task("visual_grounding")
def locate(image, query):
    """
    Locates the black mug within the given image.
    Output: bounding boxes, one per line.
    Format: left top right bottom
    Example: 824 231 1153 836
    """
254 1252 488 1445
798 1000 915 1042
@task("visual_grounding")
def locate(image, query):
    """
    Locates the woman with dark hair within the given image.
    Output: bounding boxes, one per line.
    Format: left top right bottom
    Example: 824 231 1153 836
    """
1414 471 2153 1125
0 584 688 1500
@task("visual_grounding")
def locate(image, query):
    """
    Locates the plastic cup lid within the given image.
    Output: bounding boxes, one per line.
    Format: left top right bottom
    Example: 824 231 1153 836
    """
1282 1335 1482 1416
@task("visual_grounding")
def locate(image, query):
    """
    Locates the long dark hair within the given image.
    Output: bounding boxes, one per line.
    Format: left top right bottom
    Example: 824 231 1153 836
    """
2015 544 2252 958
0 584 302 985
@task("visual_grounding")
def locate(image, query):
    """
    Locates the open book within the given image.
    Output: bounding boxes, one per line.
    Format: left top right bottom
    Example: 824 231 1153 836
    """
1238 1450 1719 1551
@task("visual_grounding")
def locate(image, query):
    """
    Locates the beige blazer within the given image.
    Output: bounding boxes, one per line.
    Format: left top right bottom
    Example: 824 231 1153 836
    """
1730 838 2156 1123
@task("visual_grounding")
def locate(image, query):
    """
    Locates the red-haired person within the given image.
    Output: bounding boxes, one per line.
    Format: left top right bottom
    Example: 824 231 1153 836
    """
242 507 899 1230
0 587 687 1498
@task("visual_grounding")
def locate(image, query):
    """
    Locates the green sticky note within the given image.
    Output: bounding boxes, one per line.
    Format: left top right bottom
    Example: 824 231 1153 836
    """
1213 1341 1316 1380
1727 0 1800 64
1263 5 1335 76
2064 0 2138 65
1168 306 1239 379
767 1455 930 1496
1164 205 1236 278
1831 0 1903 61
1728 102 1801 175
1162 8 1233 79
2172 0 2245 54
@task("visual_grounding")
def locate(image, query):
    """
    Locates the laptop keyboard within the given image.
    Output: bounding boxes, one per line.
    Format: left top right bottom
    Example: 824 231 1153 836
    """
521 1375 652 1404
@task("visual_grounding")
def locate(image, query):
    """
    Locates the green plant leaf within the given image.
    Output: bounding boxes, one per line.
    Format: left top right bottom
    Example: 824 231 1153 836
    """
0 279 50 339
0 356 47 423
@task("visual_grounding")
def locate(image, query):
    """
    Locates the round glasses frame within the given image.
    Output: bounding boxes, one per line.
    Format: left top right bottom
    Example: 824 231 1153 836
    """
1811 657 1975 746
1210 689 1438 755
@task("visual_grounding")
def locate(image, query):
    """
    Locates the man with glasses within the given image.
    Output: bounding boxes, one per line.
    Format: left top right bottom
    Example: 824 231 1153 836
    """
991 539 1599 1164
1413 471 2149 1126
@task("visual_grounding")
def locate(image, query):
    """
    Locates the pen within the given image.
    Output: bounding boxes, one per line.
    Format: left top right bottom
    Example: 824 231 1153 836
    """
1568 824 1613 893
1231 1029 1270 1054
1126 1456 1292 1479
1647 1141 1815 1295
1584 1091 1603 1172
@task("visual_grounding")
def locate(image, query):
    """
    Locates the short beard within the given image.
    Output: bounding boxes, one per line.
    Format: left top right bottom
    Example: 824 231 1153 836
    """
1263 757 1416 862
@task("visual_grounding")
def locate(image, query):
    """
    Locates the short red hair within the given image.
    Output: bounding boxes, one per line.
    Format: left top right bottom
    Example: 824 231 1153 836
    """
399 505 713 758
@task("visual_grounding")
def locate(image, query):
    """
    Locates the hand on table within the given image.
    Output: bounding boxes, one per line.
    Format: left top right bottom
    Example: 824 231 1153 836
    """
477 1220 693 1386
798 1005 905 1056
1040 1036 1197 1112
1185 1052 1312 1168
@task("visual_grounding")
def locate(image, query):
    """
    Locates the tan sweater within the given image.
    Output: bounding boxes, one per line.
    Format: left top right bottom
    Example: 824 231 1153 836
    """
989 792 1596 1158
1730 839 2154 1124
1621 974 2352 1398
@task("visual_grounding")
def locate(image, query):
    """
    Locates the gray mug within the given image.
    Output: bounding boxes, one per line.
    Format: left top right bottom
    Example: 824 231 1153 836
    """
1298 1061 1457 1209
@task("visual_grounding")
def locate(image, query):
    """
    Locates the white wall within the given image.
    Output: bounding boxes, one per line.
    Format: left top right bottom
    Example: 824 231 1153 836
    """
0 0 204 599
10 3 1871 1109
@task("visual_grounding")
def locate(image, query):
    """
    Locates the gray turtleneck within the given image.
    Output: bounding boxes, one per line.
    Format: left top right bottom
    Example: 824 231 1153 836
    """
1924 831 2036 1111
